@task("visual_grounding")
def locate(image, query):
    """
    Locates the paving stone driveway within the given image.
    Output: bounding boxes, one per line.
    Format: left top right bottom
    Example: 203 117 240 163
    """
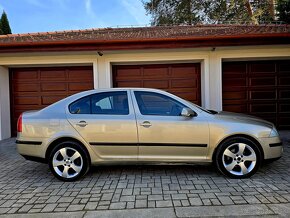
0 131 290 217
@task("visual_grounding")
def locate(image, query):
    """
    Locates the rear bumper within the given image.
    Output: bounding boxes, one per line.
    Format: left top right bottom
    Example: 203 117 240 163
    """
21 155 47 163
16 139 46 159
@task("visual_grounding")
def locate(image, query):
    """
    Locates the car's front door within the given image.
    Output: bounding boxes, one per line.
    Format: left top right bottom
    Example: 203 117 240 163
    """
131 91 209 161
67 91 138 161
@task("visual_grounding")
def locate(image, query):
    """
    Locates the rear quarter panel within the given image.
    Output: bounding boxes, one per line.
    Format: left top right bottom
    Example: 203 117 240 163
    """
18 106 100 162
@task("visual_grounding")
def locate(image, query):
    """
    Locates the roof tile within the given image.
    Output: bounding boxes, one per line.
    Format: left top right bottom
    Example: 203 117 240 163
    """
0 24 289 45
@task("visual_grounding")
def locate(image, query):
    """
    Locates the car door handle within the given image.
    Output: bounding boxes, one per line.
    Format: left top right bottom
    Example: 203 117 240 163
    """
76 121 88 127
140 121 152 128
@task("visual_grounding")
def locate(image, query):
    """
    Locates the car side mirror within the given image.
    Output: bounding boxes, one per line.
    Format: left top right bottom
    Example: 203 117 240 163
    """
181 108 197 117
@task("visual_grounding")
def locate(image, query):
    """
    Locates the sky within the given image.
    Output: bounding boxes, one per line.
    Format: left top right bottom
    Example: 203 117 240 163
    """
0 0 151 34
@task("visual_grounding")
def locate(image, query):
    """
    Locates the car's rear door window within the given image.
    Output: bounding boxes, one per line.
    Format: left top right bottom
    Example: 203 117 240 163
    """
91 91 129 115
69 91 129 115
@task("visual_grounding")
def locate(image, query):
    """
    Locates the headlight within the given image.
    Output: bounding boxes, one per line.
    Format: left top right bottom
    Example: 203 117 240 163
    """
269 128 279 137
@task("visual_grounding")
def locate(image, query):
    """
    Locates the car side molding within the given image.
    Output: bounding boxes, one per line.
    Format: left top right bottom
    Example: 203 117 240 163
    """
89 142 208 147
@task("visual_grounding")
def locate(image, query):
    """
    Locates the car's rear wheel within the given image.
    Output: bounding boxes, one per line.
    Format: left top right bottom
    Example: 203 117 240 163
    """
48 141 90 181
215 137 262 178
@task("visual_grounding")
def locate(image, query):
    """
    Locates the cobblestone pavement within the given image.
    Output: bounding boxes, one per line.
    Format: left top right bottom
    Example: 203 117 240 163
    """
0 131 290 217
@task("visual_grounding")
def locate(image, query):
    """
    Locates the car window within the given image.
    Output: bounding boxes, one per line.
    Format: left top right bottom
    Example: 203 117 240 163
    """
96 97 112 109
134 91 185 116
69 91 129 115
91 91 129 115
69 96 91 114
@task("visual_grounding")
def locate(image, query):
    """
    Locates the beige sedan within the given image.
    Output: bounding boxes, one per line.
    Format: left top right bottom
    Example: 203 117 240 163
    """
16 88 283 181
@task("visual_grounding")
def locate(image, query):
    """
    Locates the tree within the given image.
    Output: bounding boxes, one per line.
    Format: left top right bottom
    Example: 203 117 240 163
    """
0 11 12 35
276 0 290 23
143 0 275 25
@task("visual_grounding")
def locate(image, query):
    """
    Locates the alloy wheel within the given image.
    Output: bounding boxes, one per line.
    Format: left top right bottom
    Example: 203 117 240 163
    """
52 147 83 179
222 143 257 176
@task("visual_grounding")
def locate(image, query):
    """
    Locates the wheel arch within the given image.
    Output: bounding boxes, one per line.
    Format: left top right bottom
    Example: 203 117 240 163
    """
45 137 91 164
212 134 265 162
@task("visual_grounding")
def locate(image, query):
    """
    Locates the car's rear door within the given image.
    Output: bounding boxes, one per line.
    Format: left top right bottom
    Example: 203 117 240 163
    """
67 90 138 161
131 90 209 162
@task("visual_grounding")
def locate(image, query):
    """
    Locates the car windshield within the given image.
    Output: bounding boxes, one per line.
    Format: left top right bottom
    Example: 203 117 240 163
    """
186 101 218 114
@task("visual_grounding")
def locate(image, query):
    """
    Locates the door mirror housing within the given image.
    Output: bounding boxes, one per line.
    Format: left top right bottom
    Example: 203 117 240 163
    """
181 108 197 117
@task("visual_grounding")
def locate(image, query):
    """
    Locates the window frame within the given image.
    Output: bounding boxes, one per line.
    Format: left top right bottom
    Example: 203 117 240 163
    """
133 91 187 117
68 91 130 115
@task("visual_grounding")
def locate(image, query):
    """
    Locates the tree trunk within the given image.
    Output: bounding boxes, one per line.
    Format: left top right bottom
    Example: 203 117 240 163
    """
268 0 276 20
244 0 257 24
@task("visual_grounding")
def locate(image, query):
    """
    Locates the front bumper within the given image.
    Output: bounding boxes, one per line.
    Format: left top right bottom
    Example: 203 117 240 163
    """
259 136 283 160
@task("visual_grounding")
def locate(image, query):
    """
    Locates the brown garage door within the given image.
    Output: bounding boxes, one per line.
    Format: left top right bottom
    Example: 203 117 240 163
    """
222 60 290 129
10 66 94 134
113 63 201 105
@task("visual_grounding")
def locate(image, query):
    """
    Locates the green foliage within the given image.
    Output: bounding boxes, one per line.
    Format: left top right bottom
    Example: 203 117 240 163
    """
276 0 290 23
0 11 12 35
143 0 275 25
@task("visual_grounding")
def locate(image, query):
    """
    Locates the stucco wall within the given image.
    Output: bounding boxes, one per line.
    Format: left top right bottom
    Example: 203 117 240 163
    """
0 66 10 139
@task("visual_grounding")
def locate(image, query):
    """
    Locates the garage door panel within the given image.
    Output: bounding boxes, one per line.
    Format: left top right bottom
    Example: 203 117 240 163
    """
68 69 93 80
143 80 169 89
172 92 199 102
40 70 66 80
279 90 290 99
249 77 276 86
42 96 67 105
41 83 67 91
223 60 290 129
223 91 247 100
10 66 93 135
250 91 276 100
115 68 142 78
113 63 201 105
223 78 247 87
14 83 39 92
278 77 290 85
223 63 246 74
279 104 290 113
277 116 290 129
12 70 38 80
250 104 277 113
249 62 276 73
69 82 93 91
115 81 142 87
279 62 290 72
171 66 197 77
14 96 39 105
223 104 247 113
143 67 168 77
171 79 197 88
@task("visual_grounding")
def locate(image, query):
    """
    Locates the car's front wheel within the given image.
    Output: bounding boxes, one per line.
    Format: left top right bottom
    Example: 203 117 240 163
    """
48 141 90 181
215 137 262 178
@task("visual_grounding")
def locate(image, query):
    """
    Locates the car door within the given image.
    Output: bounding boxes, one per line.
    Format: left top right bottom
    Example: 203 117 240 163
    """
131 90 209 161
66 91 138 160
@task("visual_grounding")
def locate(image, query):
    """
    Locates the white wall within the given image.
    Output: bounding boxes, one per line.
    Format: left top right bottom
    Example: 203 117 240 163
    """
0 66 10 140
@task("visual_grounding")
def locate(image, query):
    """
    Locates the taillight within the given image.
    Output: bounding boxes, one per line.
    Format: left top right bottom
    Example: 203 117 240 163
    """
17 113 23 132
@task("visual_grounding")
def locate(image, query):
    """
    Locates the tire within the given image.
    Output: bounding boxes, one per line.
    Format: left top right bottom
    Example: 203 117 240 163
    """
215 137 262 179
48 141 90 182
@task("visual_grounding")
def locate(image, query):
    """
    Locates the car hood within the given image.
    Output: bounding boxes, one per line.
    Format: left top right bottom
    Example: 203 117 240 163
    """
215 111 274 129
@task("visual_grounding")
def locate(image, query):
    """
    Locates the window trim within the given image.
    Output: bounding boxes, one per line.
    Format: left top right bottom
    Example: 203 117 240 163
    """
68 91 130 115
133 91 188 117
